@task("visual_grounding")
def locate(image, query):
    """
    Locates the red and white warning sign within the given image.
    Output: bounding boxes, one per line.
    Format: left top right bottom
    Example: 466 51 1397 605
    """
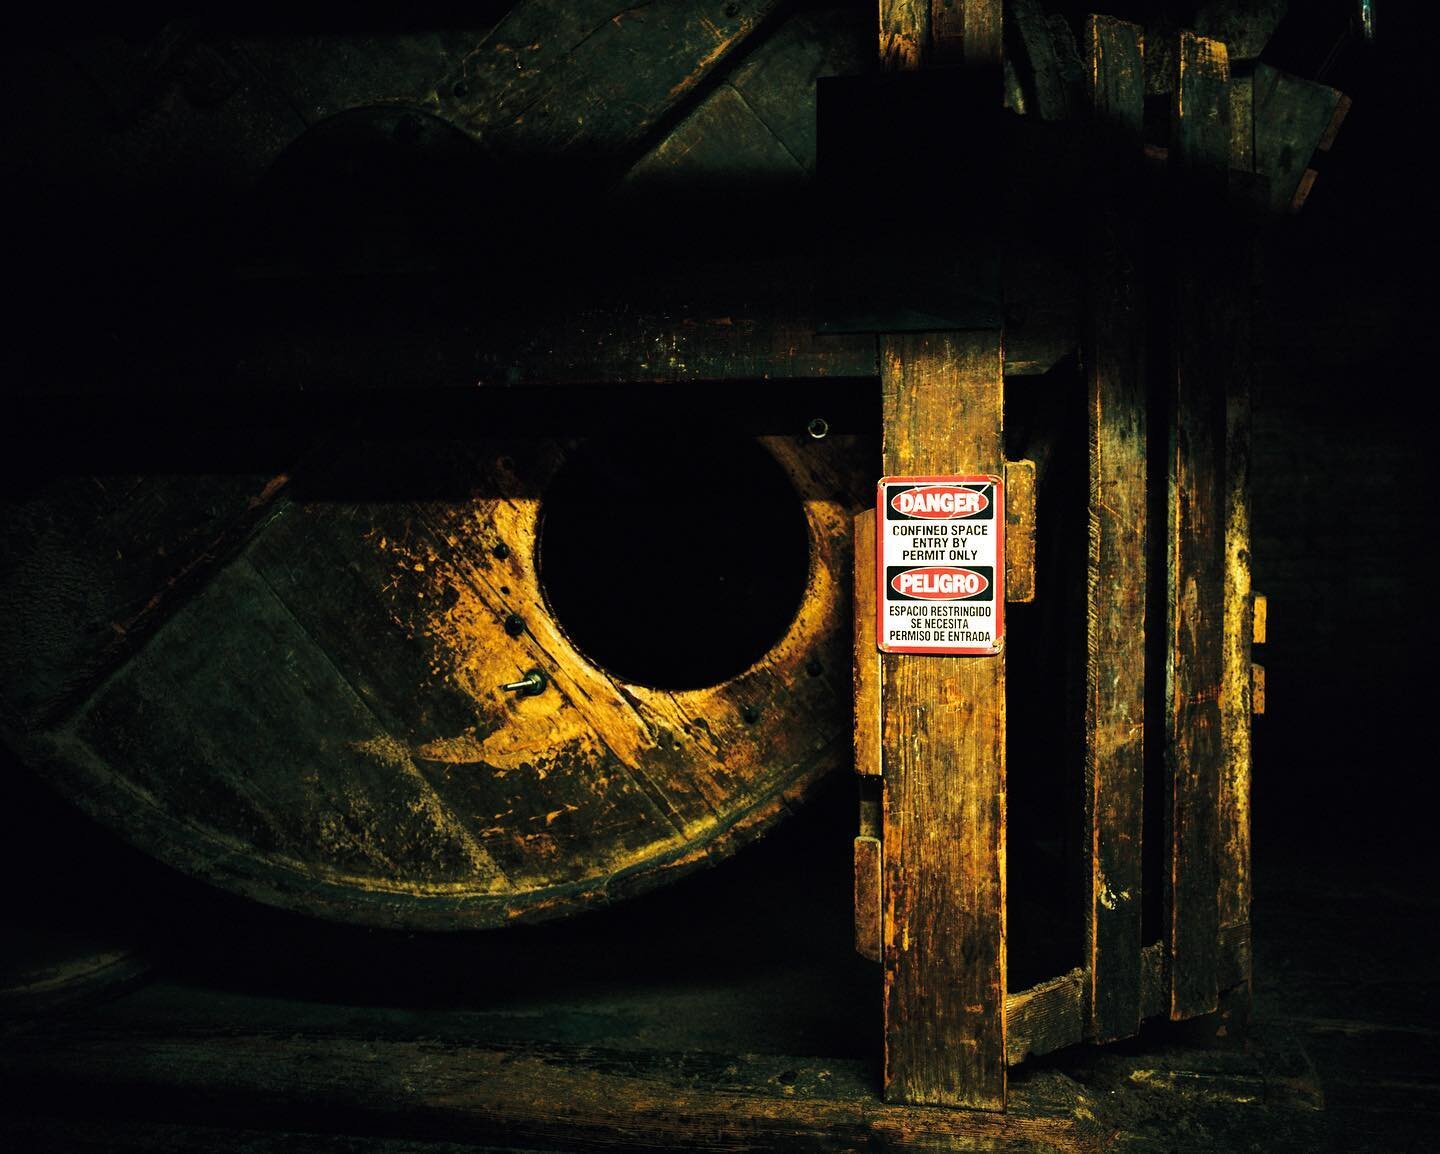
877 475 1004 655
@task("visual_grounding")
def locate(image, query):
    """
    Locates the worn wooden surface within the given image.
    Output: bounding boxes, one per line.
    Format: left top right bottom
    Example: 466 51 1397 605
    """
13 435 869 929
1252 63 1348 216
1002 459 1036 604
1082 14 1148 1047
880 334 1006 1109
853 835 883 964
0 473 291 731
439 0 784 167
0 982 1106 1153
1166 30 1231 1022
853 510 881 779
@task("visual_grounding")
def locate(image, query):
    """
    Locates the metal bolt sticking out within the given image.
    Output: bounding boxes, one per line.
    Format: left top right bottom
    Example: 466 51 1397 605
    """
500 669 547 697
807 417 829 439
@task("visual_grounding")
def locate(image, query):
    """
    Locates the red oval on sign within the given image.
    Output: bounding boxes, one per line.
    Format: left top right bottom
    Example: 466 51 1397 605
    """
890 485 989 519
890 566 990 600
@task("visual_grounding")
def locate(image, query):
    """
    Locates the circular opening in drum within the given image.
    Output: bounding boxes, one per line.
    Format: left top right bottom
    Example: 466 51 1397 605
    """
537 437 810 690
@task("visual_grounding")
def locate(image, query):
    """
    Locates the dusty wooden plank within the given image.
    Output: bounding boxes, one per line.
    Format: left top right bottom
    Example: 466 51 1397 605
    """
0 472 290 731
853 509 881 778
880 333 1006 1110
1166 29 1231 1022
1252 593 1266 645
879 0 928 71
1002 459 1036 604
1251 663 1265 714
0 1009 1105 1153
1010 0 1081 121
1139 941 1167 1021
1082 14 1147 1046
441 0 785 165
930 0 964 65
854 835 883 963
1006 969 1084 1066
1252 63 1346 215
963 0 1004 69
1218 196 1256 987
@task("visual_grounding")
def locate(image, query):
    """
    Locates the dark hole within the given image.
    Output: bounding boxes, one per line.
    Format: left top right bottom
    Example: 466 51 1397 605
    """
538 436 809 690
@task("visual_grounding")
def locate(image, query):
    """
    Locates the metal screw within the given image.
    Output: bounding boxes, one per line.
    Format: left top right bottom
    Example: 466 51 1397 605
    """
503 613 525 637
741 704 760 724
807 417 829 439
501 669 547 697
492 542 511 560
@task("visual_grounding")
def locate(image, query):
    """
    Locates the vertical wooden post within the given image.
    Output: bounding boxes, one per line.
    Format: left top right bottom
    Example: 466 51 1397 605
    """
1166 30 1231 1021
880 334 1007 1109
1082 15 1147 1044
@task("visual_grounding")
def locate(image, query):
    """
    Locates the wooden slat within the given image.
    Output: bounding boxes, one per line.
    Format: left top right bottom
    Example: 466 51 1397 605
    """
962 0 1004 68
1006 969 1083 1067
879 0 927 71
1252 593 1267 645
1219 172 1256 984
1251 663 1266 715
1252 63 1346 215
854 835 883 963
1011 0 1081 121
1002 459 1036 604
1166 30 1231 1022
1082 14 1147 1046
880 333 1006 1110
854 510 882 778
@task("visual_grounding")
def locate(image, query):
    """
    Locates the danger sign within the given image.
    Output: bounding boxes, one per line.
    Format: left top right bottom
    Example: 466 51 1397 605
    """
877 475 1004 655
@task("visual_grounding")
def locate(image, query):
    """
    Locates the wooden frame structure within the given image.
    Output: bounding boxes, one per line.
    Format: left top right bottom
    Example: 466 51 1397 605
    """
852 1 1343 1111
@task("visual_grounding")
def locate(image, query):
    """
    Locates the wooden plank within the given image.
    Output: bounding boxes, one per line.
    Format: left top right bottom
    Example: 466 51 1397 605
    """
1251 663 1266 715
1218 201 1256 984
930 0 965 65
879 0 928 71
962 0 1004 69
1006 969 1083 1066
1252 593 1267 644
441 0 784 165
1252 64 1346 215
854 835 883 963
728 6 874 175
880 333 1006 1109
1166 30 1231 1022
854 510 881 778
0 472 291 731
1010 0 1081 121
0 992 1106 1153
1003 459 1036 604
1081 14 1147 1046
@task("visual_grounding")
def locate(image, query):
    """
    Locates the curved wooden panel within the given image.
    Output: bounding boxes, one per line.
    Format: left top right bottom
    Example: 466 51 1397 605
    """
7 434 869 928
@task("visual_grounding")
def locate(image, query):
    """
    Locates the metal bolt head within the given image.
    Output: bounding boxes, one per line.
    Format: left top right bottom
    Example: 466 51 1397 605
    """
503 613 525 637
492 542 511 560
741 704 760 724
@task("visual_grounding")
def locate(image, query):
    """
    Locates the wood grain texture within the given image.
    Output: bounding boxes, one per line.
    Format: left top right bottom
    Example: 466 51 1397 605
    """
854 835 883 963
853 509 881 778
963 0 1004 68
1166 30 1231 1021
1082 14 1147 1046
1006 968 1083 1067
0 989 1106 1153
1003 459 1036 604
879 0 928 71
0 473 289 730
440 0 784 164
1252 64 1346 216
880 333 1006 1109
1219 194 1255 985
1010 0 1081 120
19 435 869 929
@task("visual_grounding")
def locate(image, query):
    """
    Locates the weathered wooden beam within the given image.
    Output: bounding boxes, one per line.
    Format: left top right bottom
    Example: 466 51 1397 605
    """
1082 14 1148 1046
1218 130 1257 1000
1165 29 1231 1022
880 333 1007 1109
854 510 882 780
854 835 884 963
1252 63 1348 215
